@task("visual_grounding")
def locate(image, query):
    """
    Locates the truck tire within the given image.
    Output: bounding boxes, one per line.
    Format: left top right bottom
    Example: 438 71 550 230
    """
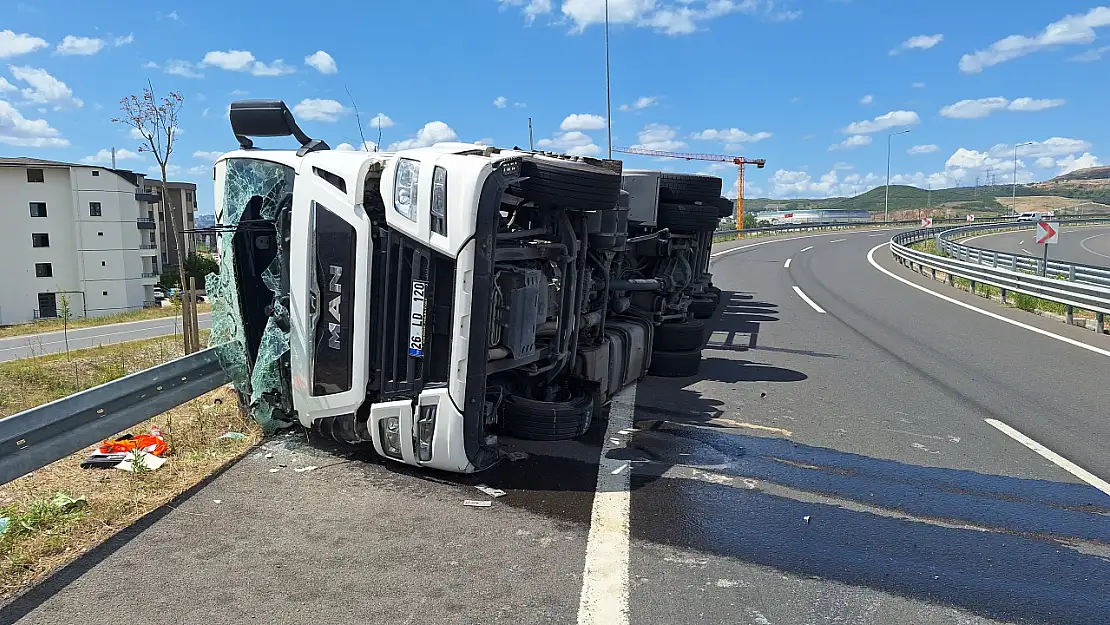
689 296 716 319
502 392 594 441
714 197 735 218
657 203 721 233
657 173 723 203
648 348 702 378
517 157 621 212
653 319 705 352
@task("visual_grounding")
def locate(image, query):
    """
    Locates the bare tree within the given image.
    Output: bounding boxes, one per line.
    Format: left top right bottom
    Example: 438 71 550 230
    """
114 83 197 353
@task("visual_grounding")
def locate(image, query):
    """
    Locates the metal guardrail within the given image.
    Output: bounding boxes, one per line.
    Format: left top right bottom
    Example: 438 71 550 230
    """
0 347 229 485
712 214 1030 238
889 226 1110 332
934 219 1110 288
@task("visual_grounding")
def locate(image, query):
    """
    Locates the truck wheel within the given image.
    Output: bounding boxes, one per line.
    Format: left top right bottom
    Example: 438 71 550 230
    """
502 392 594 441
689 297 716 319
657 203 721 232
648 348 702 378
517 157 621 212
657 173 723 203
654 319 705 352
714 197 735 218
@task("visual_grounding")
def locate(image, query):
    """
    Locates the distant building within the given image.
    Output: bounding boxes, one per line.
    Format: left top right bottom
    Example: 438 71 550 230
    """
143 180 197 267
0 157 163 324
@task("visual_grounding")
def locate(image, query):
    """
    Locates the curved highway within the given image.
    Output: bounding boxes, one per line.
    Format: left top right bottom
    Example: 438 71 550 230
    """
6 229 1109 625
963 223 1110 267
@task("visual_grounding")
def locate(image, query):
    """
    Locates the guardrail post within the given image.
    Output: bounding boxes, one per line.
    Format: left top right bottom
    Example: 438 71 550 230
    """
947 273 954 287
1069 264 1076 282
1011 256 1017 271
992 251 998 268
970 279 977 294
931 267 937 281
1000 288 1007 304
1066 305 1074 325
1098 312 1105 335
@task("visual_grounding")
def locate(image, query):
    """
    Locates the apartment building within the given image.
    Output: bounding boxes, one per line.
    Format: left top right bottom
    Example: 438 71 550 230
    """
0 157 163 325
142 180 197 267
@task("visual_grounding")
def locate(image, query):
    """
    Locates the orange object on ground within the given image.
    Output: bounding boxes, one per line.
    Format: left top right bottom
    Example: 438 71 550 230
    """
98 426 169 457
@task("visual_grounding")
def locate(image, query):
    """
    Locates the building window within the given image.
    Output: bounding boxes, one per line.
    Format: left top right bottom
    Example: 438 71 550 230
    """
27 168 44 183
37 293 56 318
92 170 100 177
101 261 106 267
102 291 108 296
186 191 193 203
34 262 52 277
98 232 104 237
32 233 49 248
29 202 47 217
89 202 102 216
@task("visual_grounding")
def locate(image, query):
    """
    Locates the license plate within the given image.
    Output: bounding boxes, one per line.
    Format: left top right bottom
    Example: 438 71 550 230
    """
408 280 428 357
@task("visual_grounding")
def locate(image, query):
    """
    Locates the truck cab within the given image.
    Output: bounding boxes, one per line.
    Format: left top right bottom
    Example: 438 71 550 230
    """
211 100 727 473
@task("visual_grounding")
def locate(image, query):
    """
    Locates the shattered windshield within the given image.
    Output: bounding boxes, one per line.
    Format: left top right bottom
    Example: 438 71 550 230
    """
207 158 295 433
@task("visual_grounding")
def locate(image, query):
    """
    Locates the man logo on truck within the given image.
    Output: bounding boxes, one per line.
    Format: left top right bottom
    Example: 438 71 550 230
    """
328 265 342 349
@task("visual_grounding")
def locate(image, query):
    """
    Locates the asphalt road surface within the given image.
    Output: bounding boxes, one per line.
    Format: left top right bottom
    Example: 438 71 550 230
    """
963 223 1110 268
4 228 1109 625
0 313 212 362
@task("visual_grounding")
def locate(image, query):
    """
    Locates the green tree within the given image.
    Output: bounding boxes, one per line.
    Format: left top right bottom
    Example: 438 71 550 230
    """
184 255 219 289
742 211 757 230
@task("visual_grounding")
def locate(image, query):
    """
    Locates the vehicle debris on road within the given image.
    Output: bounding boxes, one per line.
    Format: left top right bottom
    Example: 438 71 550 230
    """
475 485 506 498
462 500 493 507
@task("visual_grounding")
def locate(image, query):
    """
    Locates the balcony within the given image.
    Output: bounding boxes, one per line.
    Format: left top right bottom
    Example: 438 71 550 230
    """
141 271 159 278
136 217 156 229
136 190 160 203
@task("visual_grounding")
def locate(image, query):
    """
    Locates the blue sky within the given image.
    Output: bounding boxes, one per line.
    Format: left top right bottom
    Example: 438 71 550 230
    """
1 0 1107 211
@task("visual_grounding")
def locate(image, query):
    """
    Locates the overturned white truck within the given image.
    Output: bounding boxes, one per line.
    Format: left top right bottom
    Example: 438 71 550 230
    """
210 100 732 472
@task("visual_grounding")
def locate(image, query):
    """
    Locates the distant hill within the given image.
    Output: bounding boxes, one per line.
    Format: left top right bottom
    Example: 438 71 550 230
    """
194 213 215 229
1048 166 1110 182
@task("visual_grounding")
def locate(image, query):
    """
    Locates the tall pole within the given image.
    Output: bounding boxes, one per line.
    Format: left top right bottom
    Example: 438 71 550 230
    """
528 117 534 151
604 0 612 160
884 129 910 223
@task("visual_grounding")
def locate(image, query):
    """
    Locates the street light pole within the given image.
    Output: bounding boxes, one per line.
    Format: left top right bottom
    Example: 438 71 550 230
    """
604 0 612 160
884 129 911 223
1012 141 1033 213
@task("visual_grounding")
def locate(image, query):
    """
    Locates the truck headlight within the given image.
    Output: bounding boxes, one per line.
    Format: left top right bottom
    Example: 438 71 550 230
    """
379 416 403 459
430 166 447 235
393 158 419 222
413 405 437 462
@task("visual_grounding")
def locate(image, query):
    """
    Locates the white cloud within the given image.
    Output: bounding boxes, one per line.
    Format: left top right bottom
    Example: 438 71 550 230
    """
1007 97 1066 112
945 148 999 170
829 134 872 150
114 33 134 47
911 81 926 88
503 0 800 34
1071 44 1110 62
193 151 225 161
493 96 508 108
201 50 295 76
0 100 69 147
890 34 943 54
766 168 883 199
832 162 854 171
561 113 607 131
1055 152 1101 174
841 110 919 134
691 127 772 144
513 101 527 108
989 137 1093 159
536 129 601 156
388 121 459 150
335 141 377 152
939 97 1010 119
0 77 14 92
0 30 48 59
368 113 393 128
475 137 496 146
907 144 938 155
940 96 1066 119
56 35 104 56
631 122 686 151
304 50 337 74
164 60 203 78
859 94 873 105
8 66 83 109
960 7 1110 73
619 95 659 111
81 148 140 164
292 98 347 122
130 126 184 140
1035 156 1057 169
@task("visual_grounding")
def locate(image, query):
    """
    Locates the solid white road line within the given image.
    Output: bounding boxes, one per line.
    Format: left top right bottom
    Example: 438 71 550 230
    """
0 312 212 347
784 258 792 269
1020 248 1033 256
867 242 1110 358
799 245 814 253
709 227 904 260
577 384 636 625
984 418 1110 498
0 325 176 353
1080 233 1110 260
792 286 826 313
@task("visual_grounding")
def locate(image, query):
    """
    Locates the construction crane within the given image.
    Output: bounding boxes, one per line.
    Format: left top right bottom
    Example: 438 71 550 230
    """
613 147 766 227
